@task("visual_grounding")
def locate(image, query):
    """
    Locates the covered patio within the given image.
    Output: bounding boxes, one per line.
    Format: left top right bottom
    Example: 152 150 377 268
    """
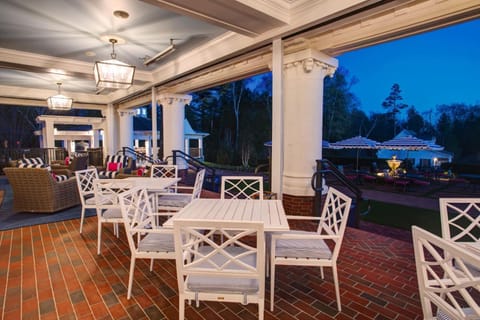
0 2 478 319
0 210 421 319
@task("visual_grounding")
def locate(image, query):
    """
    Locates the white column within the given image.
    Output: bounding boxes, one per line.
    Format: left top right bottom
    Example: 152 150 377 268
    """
282 49 338 196
44 120 55 148
92 129 100 148
158 93 192 168
184 138 190 156
151 88 159 160
118 110 135 151
271 38 284 198
198 138 204 159
103 104 116 155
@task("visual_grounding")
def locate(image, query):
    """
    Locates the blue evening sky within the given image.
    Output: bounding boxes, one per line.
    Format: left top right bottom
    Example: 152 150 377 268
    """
338 18 480 118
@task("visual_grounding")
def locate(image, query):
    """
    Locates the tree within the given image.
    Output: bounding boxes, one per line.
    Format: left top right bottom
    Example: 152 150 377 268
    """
323 67 360 141
406 106 424 134
382 83 408 137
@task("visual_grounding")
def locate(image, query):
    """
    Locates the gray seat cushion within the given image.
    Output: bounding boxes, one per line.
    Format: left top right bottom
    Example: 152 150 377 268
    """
157 194 191 208
187 246 259 293
275 230 332 259
138 233 175 253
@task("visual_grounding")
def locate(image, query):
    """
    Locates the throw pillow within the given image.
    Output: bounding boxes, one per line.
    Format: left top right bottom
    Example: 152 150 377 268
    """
107 162 122 172
137 167 145 176
65 156 71 165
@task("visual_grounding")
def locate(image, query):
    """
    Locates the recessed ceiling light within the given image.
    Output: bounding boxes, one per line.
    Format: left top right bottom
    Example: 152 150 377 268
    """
113 10 129 19
85 51 96 57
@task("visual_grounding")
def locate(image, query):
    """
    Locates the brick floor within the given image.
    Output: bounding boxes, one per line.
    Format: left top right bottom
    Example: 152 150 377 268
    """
0 210 423 319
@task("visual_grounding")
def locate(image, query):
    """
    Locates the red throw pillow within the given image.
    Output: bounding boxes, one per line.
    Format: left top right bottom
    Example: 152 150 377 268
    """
137 167 145 176
107 162 122 172
64 156 70 165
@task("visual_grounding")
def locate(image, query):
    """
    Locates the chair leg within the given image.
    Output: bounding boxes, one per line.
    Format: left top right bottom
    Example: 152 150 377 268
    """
259 299 264 320
332 265 341 311
127 257 136 299
79 206 86 233
320 266 324 279
179 295 185 320
270 260 275 311
97 219 102 255
150 258 154 271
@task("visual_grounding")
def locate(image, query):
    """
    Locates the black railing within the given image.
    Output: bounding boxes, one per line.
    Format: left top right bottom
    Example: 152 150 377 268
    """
170 150 217 191
120 146 160 167
311 159 363 228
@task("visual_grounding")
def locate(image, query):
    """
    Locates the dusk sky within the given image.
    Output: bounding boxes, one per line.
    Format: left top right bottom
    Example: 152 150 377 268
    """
338 18 479 119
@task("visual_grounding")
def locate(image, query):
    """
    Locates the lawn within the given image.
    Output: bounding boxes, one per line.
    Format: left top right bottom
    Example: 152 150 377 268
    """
359 200 442 236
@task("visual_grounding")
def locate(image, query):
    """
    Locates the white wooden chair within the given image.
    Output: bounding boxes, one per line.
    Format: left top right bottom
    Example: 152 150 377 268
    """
150 164 178 192
439 198 480 275
412 226 480 319
173 219 265 320
221 176 264 199
156 169 205 213
75 168 99 233
93 179 134 255
270 186 352 312
118 186 176 299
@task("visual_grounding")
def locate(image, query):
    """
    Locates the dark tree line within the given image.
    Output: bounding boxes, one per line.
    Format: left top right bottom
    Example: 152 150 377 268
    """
189 67 480 166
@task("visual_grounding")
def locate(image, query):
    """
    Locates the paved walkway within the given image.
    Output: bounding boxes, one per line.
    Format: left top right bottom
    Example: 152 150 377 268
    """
361 189 439 211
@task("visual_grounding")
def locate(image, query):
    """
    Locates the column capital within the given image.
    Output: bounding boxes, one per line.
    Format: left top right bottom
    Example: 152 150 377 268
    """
284 48 338 77
117 110 136 117
158 93 192 106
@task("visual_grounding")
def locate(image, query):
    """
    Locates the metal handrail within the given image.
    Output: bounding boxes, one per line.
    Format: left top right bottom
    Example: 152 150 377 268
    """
171 150 217 190
312 159 363 228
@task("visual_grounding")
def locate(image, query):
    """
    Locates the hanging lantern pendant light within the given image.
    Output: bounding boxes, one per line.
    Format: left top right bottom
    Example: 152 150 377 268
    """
93 38 135 89
46 82 73 110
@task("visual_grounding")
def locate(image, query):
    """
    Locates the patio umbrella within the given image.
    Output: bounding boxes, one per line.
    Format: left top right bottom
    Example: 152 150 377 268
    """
330 135 379 171
379 135 444 151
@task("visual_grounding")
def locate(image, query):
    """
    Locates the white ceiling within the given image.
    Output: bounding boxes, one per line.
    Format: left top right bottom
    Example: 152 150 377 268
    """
0 0 478 107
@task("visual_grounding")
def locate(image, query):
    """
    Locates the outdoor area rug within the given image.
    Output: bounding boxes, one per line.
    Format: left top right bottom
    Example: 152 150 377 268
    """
0 183 94 231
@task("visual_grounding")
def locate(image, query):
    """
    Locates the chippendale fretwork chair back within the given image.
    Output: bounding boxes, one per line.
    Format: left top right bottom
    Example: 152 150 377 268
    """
221 176 264 200
94 179 134 255
173 219 265 320
75 168 99 233
150 164 178 192
412 226 480 319
118 186 175 299
439 198 480 243
270 186 352 312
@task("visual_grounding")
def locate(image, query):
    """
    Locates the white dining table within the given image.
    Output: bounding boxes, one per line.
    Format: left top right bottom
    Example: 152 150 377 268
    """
124 177 181 191
163 198 290 232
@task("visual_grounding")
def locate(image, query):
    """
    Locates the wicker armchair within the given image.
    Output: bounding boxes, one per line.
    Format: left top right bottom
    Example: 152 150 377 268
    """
4 167 81 213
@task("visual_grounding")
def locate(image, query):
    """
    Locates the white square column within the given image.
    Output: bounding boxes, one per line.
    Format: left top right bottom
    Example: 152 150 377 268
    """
118 110 135 150
158 94 192 169
282 49 338 196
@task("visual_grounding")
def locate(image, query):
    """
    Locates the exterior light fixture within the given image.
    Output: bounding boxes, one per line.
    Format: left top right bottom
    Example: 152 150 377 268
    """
143 39 176 66
47 82 73 110
93 38 135 89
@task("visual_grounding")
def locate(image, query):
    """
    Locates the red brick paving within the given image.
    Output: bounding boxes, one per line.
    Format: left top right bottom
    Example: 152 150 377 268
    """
0 210 423 319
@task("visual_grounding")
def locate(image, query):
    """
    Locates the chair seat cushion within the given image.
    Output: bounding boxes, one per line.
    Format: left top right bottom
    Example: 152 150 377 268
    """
138 232 175 253
187 246 259 293
101 208 122 219
275 230 332 259
437 307 477 320
157 194 191 208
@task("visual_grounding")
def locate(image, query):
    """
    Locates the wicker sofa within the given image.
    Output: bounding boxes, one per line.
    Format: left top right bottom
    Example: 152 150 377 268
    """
4 167 81 213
